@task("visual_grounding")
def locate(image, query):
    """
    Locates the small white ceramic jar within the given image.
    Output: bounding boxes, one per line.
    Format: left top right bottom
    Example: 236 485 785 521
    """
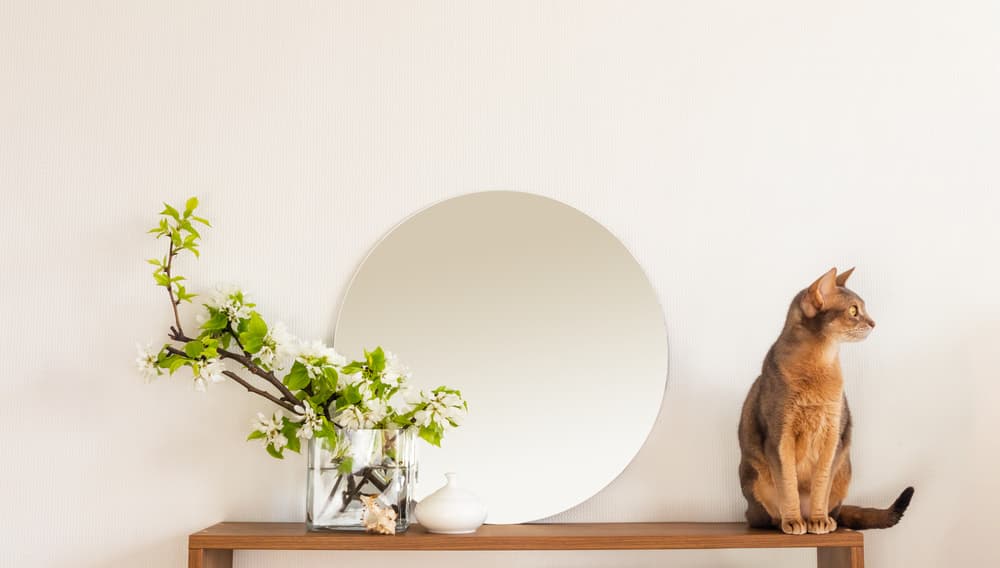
415 472 488 534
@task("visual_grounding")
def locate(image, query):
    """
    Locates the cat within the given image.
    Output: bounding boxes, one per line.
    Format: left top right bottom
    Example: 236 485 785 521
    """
738 267 914 534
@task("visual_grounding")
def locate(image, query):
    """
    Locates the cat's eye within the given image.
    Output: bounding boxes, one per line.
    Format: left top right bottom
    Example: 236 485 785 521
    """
848 305 859 317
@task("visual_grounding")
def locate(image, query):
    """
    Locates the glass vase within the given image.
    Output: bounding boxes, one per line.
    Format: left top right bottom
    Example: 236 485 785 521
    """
306 429 417 533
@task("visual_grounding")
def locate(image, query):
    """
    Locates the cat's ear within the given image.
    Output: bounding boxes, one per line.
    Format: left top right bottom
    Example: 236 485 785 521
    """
835 267 855 287
802 267 838 317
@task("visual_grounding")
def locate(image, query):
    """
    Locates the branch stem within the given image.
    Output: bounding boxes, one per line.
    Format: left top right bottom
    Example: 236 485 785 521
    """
164 345 297 412
164 240 184 336
221 370 297 412
167 331 300 407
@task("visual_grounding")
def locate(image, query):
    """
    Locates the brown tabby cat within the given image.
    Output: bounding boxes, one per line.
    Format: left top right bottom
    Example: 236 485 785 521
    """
738 267 913 534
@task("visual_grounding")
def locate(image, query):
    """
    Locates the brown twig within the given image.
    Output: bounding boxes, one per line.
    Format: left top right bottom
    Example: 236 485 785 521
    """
221 370 297 412
218 346 299 403
164 345 297 412
164 240 184 336
167 329 300 407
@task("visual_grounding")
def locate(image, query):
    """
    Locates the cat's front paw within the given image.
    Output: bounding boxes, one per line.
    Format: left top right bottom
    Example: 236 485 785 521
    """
807 516 837 534
780 516 807 535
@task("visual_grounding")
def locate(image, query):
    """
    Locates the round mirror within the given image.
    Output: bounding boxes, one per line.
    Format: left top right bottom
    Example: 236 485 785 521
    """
335 191 668 524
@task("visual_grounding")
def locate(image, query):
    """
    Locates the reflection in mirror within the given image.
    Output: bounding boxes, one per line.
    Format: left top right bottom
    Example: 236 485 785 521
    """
336 191 668 524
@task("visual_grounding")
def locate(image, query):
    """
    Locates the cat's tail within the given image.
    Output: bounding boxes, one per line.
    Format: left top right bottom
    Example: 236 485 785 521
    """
835 487 915 530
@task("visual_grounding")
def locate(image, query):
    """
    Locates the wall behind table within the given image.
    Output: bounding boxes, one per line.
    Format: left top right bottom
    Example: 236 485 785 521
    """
2 1 998 566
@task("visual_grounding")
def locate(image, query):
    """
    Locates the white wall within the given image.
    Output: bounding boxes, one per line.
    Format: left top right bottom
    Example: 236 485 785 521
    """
2 1 998 566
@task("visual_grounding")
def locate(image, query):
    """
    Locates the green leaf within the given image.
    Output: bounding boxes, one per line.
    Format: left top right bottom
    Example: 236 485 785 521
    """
160 202 180 220
316 420 337 440
201 310 229 332
177 219 201 239
170 230 182 247
153 271 170 287
192 215 212 227
418 424 444 447
175 284 196 303
266 444 284 459
184 196 198 217
344 384 362 405
247 430 266 441
148 218 169 236
309 392 331 406
282 421 301 454
200 337 219 359
323 367 338 391
239 312 268 354
341 362 364 375
366 347 386 374
183 340 205 358
284 362 310 391
146 258 162 266
337 457 354 475
158 354 188 374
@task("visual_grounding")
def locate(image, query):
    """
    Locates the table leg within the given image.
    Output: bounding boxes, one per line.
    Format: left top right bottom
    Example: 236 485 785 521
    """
818 546 864 568
189 548 234 568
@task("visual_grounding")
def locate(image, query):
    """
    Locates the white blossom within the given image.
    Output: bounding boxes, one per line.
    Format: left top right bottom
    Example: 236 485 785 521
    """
290 403 324 439
365 399 388 425
255 343 276 369
334 402 388 429
205 284 252 325
269 322 298 370
337 372 371 402
388 385 417 416
382 351 411 386
411 389 467 429
298 340 346 366
295 340 346 378
338 371 361 390
253 410 289 451
135 343 160 382
334 406 367 429
199 358 225 384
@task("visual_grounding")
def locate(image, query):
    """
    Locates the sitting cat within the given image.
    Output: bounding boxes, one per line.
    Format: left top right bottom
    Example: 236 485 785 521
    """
738 267 913 534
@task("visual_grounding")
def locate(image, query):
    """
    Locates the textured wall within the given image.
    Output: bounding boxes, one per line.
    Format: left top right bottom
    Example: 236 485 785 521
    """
2 1 998 566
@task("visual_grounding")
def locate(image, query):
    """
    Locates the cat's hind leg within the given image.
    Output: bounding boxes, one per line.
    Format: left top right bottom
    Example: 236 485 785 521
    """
741 459 780 528
745 495 777 528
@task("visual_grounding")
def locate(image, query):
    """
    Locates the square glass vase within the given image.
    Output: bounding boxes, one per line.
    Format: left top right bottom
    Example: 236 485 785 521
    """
306 429 417 532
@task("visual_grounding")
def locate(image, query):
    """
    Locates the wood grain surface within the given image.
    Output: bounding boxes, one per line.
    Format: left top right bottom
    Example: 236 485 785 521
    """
190 522 863 551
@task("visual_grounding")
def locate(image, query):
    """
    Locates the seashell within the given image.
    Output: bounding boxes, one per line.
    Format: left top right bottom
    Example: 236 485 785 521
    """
361 494 398 535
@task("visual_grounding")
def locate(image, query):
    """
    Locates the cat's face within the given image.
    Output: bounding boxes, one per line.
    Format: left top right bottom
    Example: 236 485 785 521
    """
821 288 875 342
798 267 876 342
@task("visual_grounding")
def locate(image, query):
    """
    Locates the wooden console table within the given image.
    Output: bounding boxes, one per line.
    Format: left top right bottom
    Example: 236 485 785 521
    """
189 522 864 568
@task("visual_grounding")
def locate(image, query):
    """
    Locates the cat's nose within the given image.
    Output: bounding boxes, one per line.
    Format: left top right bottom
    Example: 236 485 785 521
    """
866 317 876 328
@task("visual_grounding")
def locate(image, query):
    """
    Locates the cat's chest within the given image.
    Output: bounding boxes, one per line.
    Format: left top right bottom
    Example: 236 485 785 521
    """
786 384 843 431
786 392 843 468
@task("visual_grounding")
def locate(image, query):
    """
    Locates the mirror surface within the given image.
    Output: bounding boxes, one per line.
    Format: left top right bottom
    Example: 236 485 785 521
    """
335 191 668 524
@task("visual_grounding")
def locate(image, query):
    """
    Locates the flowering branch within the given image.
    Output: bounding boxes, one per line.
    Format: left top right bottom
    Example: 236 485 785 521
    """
137 197 468 460
166 328 299 406
162 344 296 412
